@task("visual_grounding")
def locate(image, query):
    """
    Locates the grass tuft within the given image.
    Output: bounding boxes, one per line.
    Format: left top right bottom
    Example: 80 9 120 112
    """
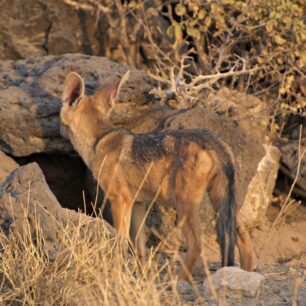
0 207 181 305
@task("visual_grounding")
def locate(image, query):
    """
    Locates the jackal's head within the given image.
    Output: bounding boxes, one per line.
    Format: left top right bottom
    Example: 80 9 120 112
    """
60 71 129 140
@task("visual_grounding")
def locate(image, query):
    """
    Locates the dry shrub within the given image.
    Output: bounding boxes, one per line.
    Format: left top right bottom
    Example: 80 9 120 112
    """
64 0 305 136
0 208 181 305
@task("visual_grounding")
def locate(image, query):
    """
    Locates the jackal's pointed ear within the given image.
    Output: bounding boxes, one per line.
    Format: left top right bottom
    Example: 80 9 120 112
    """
99 71 130 111
63 72 85 106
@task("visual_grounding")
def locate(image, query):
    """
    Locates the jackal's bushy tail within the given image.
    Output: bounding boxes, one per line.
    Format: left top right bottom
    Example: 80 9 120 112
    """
208 160 236 267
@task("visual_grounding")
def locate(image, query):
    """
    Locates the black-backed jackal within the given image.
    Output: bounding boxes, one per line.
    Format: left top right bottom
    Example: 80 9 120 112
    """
60 71 254 280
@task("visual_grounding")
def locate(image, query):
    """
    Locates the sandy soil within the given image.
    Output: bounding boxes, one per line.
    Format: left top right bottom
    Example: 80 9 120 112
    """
175 204 306 305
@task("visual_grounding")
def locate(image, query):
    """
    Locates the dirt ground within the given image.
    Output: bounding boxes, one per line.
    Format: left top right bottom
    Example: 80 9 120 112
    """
174 203 306 305
188 258 306 306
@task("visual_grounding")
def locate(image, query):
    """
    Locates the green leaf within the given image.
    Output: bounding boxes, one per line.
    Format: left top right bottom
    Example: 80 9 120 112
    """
266 22 274 33
167 22 183 43
257 57 264 64
175 4 186 16
146 7 159 17
166 25 175 38
274 34 286 45
204 16 212 27
198 9 206 19
186 26 201 41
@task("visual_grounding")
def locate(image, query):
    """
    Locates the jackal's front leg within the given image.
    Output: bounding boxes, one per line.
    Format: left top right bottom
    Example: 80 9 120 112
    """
130 202 147 260
111 195 133 240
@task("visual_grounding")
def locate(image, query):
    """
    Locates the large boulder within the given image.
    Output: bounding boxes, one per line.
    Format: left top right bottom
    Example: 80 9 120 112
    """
205 87 271 142
0 163 114 258
0 54 152 156
0 150 19 184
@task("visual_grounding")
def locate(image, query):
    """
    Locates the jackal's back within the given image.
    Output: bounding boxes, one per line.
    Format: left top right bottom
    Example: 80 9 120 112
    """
132 128 232 165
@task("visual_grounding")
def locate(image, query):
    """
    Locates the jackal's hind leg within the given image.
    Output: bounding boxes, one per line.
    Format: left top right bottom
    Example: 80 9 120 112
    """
177 203 202 280
236 212 254 271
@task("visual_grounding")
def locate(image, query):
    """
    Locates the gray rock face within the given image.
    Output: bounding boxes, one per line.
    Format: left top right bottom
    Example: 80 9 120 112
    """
205 87 271 142
0 163 114 258
204 267 265 298
0 54 152 156
0 150 19 183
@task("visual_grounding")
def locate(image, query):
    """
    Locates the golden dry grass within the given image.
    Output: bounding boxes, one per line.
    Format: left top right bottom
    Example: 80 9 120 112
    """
0 209 182 306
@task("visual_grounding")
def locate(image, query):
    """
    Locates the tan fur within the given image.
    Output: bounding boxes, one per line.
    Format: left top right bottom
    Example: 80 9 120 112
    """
60 72 254 279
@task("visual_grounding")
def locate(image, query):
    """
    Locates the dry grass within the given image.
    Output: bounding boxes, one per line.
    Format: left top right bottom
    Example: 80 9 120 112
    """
0 209 182 305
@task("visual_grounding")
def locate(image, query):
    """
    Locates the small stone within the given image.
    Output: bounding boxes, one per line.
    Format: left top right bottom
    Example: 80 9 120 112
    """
194 296 206 305
176 279 194 296
176 279 196 301
289 267 297 274
204 267 265 298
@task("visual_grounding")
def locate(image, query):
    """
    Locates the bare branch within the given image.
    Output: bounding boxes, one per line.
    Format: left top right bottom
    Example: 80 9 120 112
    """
170 67 176 93
190 65 260 88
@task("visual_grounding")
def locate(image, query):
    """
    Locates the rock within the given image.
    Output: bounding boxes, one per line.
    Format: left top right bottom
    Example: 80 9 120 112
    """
0 54 152 156
0 0 101 60
205 87 271 142
0 0 170 68
279 140 306 198
176 280 196 303
16 153 90 212
239 144 281 227
204 267 265 298
275 115 306 200
176 279 195 294
0 163 114 258
194 297 206 305
0 150 19 183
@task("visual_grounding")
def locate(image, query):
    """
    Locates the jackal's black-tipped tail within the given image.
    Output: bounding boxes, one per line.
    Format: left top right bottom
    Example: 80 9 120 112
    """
208 160 236 267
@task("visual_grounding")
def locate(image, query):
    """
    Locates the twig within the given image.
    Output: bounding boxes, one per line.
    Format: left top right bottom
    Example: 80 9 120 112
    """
190 65 260 89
